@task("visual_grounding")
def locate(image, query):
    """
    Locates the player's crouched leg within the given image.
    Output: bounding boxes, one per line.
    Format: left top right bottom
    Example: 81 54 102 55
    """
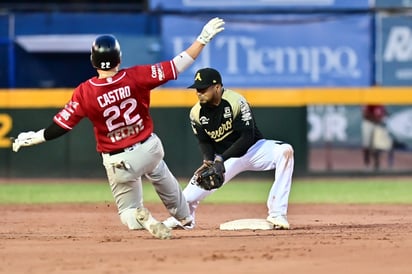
266 142 294 230
284 143 294 157
280 143 294 169
120 208 144 230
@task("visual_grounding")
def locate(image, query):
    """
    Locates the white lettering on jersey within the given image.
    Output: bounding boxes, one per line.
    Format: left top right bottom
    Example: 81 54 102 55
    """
205 118 233 141
223 107 232 118
107 120 145 143
102 97 145 142
199 116 210 125
151 65 157 78
157 64 165 80
240 100 252 125
56 101 79 121
60 109 71 121
151 64 165 81
97 86 131 108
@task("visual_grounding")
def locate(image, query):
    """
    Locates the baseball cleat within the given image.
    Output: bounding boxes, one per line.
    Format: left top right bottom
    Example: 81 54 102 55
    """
162 216 194 230
148 223 172 240
135 207 172 239
266 215 290 230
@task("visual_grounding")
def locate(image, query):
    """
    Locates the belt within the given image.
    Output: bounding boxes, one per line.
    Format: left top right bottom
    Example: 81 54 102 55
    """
108 135 151 156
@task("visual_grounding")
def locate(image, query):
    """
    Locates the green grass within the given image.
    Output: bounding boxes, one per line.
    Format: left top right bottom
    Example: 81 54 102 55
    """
207 179 412 204
0 182 113 204
0 178 411 204
288 180 412 204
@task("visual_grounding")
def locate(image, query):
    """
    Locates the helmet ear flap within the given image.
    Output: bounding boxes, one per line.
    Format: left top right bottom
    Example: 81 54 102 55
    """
90 34 121 70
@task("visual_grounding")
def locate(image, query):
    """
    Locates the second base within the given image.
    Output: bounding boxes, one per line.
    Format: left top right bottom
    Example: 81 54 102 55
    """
219 218 274 230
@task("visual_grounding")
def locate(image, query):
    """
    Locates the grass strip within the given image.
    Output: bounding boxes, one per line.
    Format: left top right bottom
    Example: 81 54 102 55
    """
0 179 411 204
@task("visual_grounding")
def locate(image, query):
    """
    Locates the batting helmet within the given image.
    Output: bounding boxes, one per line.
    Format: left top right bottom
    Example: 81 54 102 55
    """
90 34 121 71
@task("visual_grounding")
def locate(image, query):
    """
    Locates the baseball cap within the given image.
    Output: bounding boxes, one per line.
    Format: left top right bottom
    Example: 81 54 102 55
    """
188 68 222 89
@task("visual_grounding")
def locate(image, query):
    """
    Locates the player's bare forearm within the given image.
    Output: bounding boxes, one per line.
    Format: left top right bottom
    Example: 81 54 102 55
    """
185 42 205 60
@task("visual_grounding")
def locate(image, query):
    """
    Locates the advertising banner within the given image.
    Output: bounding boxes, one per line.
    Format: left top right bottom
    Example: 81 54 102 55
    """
308 104 412 172
149 0 370 11
375 0 412 8
308 105 412 149
161 14 372 87
376 14 412 86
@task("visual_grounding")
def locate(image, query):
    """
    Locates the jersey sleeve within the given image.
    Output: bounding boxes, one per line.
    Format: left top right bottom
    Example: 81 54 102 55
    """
189 103 210 142
53 86 86 130
228 92 255 131
127 60 177 90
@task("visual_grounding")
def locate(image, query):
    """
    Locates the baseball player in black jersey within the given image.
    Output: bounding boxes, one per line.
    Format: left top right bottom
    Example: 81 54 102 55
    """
163 68 294 230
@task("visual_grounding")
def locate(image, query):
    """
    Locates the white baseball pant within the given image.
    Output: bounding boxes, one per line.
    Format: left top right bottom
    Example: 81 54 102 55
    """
183 139 294 223
102 133 190 229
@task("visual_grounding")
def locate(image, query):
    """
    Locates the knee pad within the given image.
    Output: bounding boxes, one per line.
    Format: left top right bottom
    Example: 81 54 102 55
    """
120 208 144 230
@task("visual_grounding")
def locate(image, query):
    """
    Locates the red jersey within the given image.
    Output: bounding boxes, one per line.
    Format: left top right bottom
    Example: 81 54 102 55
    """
53 61 177 153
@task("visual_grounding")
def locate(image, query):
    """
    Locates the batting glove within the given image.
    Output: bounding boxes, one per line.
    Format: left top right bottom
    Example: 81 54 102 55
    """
197 17 225 45
12 129 46 152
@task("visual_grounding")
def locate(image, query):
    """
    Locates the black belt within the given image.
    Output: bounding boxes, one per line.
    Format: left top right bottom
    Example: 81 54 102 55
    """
108 135 151 156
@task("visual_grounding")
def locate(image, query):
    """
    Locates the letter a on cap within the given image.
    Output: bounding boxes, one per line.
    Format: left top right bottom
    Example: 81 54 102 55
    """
195 72 202 81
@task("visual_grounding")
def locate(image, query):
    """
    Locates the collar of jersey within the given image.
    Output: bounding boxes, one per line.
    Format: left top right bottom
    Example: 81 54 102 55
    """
88 71 126 86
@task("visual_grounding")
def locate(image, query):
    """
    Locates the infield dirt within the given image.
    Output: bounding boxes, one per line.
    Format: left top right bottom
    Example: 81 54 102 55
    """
1 203 411 274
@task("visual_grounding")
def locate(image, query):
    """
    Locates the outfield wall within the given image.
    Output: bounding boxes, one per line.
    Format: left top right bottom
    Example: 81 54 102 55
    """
0 89 308 178
1 88 412 178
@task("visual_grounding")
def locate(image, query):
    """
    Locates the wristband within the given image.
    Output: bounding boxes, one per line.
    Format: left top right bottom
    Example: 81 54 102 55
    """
172 51 194 73
214 154 224 162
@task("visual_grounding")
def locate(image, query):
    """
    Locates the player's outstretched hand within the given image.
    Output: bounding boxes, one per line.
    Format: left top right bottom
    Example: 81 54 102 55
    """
197 17 225 45
194 160 213 175
193 155 225 191
12 129 46 152
195 162 225 191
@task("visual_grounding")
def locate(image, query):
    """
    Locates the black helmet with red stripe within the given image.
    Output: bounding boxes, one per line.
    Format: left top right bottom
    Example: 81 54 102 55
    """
90 34 121 71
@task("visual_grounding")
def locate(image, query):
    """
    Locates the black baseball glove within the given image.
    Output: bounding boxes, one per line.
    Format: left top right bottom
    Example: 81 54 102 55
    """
195 160 225 191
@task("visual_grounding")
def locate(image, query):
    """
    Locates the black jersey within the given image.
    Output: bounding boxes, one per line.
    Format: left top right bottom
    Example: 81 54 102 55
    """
189 88 263 160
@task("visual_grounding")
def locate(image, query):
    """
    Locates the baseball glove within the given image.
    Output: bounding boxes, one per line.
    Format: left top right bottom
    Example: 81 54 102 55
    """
195 161 225 191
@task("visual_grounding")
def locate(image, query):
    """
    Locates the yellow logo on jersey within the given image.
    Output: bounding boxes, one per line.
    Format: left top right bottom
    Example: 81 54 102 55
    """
205 118 233 141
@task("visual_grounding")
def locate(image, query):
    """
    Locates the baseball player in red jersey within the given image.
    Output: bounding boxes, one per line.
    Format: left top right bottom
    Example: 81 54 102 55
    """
11 18 225 239
163 68 294 230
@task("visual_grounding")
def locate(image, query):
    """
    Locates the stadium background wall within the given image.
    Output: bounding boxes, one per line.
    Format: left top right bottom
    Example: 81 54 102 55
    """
2 87 412 179
0 87 412 178
0 105 307 179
